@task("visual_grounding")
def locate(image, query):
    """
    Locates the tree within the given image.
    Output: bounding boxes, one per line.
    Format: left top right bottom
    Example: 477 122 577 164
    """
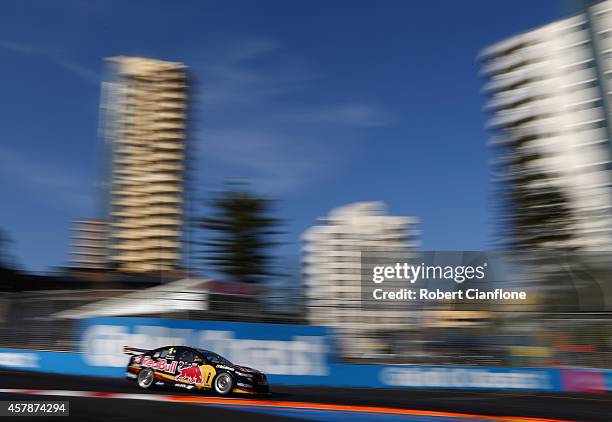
0 229 15 270
194 185 283 284
494 150 576 250
0 229 19 285
493 148 580 311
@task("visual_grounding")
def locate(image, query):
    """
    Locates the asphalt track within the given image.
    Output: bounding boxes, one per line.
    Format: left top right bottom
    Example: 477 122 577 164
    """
0 370 610 421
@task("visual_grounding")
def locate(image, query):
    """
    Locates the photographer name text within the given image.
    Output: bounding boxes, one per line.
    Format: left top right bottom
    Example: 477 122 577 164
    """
370 262 527 301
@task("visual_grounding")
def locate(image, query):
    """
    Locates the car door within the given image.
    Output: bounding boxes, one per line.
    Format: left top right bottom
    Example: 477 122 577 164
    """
175 347 216 389
197 350 217 388
175 347 198 385
145 346 178 382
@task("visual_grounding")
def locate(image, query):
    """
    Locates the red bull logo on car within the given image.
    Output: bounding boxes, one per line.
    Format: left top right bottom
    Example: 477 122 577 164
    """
141 357 177 374
176 363 203 384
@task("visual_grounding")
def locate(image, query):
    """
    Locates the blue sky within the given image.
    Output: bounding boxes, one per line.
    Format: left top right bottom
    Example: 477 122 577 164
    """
0 0 568 272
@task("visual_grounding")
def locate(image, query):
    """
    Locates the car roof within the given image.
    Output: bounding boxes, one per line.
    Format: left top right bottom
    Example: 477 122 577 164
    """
152 345 185 351
157 346 208 353
153 346 215 356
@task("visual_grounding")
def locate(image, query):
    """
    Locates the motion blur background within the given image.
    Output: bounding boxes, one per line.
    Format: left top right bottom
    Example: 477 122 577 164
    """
1 0 612 381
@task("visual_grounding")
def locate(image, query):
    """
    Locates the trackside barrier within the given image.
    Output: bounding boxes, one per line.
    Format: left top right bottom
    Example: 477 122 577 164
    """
0 347 572 391
0 317 609 392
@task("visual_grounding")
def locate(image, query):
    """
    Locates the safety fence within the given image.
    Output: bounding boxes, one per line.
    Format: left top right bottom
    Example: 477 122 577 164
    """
1 291 612 369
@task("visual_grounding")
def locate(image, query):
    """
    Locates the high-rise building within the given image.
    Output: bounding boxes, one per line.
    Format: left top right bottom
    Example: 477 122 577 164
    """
70 218 108 270
301 202 419 358
101 57 188 273
479 0 612 250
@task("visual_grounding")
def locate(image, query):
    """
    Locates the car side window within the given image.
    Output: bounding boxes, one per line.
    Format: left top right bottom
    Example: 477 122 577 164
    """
205 353 220 364
177 348 196 363
166 347 176 360
156 347 176 360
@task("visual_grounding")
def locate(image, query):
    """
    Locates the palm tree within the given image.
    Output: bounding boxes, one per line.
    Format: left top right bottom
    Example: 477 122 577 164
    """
193 184 283 284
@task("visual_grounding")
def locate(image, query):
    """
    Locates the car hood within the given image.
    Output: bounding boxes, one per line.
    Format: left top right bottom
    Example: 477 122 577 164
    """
234 365 263 375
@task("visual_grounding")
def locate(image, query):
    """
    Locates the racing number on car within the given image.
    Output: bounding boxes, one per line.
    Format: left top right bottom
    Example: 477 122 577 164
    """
201 365 215 387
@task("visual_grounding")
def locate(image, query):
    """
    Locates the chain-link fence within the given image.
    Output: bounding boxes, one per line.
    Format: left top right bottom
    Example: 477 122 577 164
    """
1 289 611 369
0 288 305 351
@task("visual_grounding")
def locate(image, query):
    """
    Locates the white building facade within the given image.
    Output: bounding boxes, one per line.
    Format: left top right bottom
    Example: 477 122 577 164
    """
301 202 419 358
480 1 612 250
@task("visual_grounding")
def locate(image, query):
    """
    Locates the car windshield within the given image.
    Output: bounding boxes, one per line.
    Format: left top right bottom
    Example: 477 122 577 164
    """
196 349 232 366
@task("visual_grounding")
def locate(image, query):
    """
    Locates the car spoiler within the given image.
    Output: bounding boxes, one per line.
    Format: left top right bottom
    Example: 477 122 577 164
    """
123 346 147 356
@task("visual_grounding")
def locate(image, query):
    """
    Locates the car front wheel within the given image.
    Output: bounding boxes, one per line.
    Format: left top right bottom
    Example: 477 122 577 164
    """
137 368 155 390
213 372 234 395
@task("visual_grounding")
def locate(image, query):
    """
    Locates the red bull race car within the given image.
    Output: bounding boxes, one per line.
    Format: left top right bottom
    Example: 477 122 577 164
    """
124 345 269 396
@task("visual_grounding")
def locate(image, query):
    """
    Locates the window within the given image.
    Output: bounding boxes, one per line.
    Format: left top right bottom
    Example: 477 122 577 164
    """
155 347 176 360
177 348 196 363
196 349 232 366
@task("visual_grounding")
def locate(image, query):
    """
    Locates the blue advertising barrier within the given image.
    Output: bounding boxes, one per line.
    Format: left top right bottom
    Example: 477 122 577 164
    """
79 317 333 378
0 348 564 391
0 317 609 392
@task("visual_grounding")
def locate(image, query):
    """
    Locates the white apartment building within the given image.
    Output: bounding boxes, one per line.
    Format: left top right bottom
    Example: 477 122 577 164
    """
480 0 612 250
301 202 419 358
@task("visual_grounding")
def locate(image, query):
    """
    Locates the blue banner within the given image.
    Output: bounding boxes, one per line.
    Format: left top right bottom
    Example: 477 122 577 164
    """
79 317 333 377
0 317 600 393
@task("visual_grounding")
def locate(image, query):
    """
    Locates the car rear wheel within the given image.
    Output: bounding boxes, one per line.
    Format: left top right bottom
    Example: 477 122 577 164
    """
137 368 155 389
213 372 233 395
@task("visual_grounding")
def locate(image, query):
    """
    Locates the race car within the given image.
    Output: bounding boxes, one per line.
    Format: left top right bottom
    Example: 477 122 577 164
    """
124 345 269 396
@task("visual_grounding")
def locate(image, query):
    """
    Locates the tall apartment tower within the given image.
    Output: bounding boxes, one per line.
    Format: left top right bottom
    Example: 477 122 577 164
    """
301 202 420 358
479 1 612 250
102 57 188 273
